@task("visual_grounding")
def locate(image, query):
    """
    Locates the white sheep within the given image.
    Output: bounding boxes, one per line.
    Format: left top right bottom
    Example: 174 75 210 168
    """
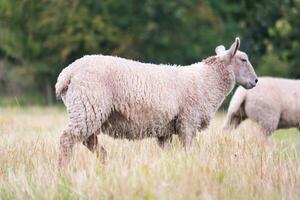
223 77 300 136
56 37 257 168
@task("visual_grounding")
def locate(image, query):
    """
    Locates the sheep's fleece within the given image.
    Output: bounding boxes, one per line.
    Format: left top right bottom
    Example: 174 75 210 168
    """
56 54 235 141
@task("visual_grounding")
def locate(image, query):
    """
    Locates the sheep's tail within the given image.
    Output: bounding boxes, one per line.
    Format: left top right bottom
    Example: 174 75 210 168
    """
222 86 247 130
55 67 72 99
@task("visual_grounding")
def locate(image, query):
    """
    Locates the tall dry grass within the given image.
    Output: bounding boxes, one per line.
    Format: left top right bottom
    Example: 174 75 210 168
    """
0 107 299 199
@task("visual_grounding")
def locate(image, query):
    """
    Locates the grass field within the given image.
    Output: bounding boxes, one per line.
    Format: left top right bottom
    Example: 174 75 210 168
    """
0 107 299 200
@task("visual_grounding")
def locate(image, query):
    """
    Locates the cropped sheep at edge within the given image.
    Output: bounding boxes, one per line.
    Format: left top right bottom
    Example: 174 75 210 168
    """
223 77 300 135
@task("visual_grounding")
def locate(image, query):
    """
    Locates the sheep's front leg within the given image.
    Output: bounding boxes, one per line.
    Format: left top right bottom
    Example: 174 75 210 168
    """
157 135 173 148
83 134 107 164
246 106 279 137
257 113 279 137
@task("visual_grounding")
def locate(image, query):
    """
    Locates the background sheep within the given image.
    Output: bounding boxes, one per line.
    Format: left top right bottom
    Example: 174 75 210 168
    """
56 37 257 168
223 77 300 136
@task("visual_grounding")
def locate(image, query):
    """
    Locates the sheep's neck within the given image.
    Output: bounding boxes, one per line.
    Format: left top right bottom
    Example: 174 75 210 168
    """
202 56 235 111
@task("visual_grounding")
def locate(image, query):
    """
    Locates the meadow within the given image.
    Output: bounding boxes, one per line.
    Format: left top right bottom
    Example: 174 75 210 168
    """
0 106 299 200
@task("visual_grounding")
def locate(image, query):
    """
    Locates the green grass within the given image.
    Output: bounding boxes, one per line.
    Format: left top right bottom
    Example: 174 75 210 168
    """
273 128 300 141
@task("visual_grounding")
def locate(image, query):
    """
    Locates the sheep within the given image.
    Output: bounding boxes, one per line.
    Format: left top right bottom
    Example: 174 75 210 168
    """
56 37 257 168
223 77 300 136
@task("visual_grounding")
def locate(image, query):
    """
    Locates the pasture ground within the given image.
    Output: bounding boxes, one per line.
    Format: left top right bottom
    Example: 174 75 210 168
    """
0 107 299 200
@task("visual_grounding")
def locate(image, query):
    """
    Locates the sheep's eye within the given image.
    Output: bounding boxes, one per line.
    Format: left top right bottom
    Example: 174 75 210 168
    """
241 58 247 62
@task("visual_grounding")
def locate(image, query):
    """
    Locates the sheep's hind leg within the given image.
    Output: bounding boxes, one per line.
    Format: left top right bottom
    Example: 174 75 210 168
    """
83 133 107 164
223 112 246 131
157 135 173 148
178 125 196 148
58 131 76 169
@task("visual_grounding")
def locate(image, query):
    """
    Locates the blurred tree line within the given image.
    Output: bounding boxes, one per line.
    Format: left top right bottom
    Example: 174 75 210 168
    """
0 0 299 105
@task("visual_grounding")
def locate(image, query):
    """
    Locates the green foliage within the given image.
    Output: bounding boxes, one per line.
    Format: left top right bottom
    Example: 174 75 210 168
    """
257 52 291 77
0 93 47 107
0 188 15 200
0 0 300 105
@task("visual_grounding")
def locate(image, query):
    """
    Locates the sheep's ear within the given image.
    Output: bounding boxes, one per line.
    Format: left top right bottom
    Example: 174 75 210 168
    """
215 45 226 55
228 37 240 58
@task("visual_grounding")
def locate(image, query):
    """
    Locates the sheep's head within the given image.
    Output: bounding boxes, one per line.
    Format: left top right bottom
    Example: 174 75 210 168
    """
215 37 258 89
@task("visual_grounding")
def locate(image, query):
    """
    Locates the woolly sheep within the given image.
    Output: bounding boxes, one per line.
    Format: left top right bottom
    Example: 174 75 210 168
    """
56 37 257 168
223 77 300 136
